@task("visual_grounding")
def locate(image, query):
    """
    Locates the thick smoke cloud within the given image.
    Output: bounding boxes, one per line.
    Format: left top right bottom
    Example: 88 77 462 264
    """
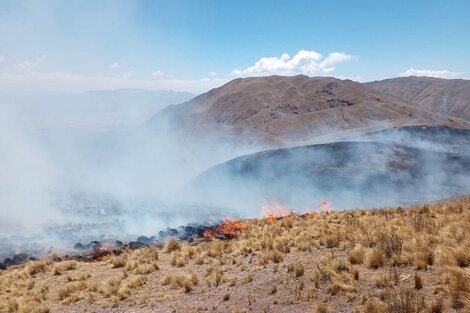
0 97 264 257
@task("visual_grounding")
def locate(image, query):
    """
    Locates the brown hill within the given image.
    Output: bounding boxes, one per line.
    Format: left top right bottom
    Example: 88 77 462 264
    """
366 76 470 122
148 75 469 146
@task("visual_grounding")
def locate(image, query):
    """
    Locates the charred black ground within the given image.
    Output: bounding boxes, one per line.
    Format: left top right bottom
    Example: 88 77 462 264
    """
188 130 470 210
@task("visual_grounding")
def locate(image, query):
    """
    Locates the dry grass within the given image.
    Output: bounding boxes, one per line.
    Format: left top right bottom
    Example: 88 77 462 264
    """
25 261 47 276
0 198 469 312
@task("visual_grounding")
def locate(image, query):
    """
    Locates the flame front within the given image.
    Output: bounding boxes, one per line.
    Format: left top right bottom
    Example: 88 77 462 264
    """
261 198 292 222
203 219 247 239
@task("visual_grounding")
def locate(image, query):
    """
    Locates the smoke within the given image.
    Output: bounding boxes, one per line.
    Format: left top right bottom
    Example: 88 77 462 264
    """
0 90 469 260
0 93 266 258
184 126 470 214
0 106 59 233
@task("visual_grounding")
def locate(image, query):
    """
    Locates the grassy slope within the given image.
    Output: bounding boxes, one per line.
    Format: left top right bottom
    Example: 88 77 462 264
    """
1 197 469 313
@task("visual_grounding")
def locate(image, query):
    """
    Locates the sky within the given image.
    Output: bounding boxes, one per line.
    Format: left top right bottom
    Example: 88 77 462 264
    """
0 0 469 94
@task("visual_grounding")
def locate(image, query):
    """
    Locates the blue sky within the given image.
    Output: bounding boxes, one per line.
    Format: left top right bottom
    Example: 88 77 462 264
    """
0 0 469 93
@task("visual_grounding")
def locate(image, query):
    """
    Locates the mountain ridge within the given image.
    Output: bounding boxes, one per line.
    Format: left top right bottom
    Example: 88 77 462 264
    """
366 76 470 121
147 75 470 147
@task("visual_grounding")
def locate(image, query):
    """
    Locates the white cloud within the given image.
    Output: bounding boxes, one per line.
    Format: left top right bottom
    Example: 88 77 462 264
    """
208 71 217 76
400 68 462 79
151 70 165 77
231 50 352 77
108 62 119 69
0 55 5 63
13 55 46 73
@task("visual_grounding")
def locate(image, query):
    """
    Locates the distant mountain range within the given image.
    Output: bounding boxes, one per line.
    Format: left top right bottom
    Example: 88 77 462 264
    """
147 75 470 148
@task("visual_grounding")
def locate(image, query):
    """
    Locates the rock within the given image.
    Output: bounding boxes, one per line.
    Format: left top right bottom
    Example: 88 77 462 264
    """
399 274 412 281
167 228 178 236
137 236 154 245
74 243 85 250
128 241 147 250
12 253 29 264
87 241 102 249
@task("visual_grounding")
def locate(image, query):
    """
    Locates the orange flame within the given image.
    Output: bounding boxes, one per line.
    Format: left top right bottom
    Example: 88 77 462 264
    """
203 229 216 239
261 198 292 222
203 219 247 239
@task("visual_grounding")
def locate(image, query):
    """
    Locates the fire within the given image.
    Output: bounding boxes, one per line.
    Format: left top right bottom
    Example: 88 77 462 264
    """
261 198 292 222
203 229 216 239
261 198 335 220
203 219 247 239
302 211 317 219
318 200 333 212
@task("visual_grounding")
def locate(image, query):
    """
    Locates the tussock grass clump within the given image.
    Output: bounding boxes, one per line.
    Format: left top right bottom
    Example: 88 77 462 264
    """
453 246 470 267
57 282 87 300
56 260 77 272
384 288 425 313
109 255 127 268
315 303 329 313
26 261 47 276
363 299 386 313
348 245 365 265
366 248 384 269
162 272 198 293
164 238 181 253
430 298 444 313
17 302 50 313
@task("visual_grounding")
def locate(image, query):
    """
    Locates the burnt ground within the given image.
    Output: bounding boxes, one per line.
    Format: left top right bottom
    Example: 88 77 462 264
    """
188 140 470 210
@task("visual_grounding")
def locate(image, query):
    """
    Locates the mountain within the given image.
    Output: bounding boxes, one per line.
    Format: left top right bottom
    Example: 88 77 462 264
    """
0 89 194 130
366 76 470 122
148 75 469 147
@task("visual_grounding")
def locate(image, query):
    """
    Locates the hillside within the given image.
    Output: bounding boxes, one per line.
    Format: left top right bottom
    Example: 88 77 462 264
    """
1 200 469 312
147 75 470 147
366 76 470 122
187 139 470 212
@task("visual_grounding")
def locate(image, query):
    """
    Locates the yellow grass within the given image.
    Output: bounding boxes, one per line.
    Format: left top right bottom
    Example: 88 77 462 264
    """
0 198 469 312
